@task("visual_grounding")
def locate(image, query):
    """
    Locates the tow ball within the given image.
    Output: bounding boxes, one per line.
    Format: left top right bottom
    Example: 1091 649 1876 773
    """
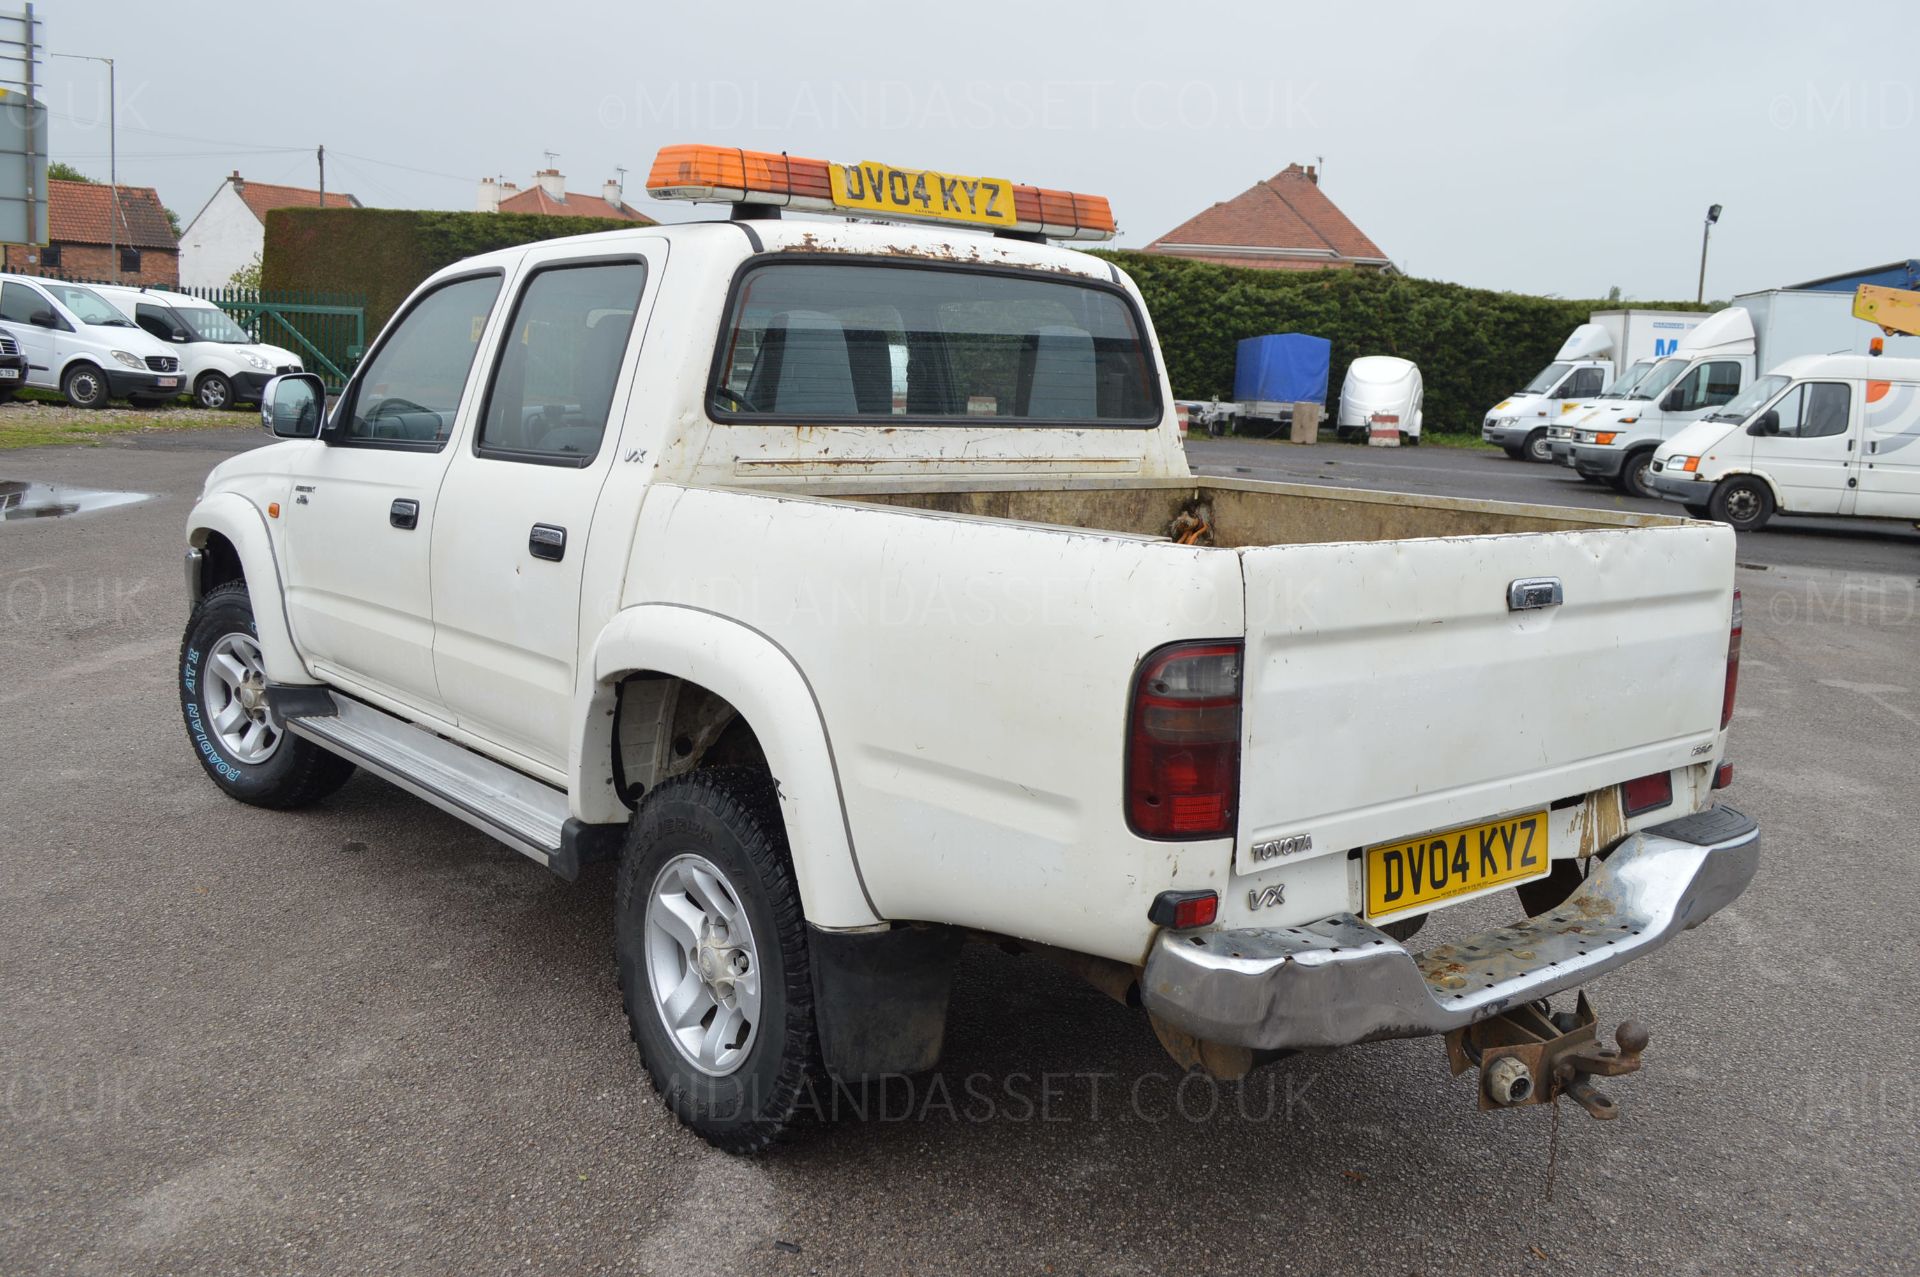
1445 992 1650 1119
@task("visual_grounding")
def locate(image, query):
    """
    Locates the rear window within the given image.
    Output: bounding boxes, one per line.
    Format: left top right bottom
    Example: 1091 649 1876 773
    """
710 261 1159 425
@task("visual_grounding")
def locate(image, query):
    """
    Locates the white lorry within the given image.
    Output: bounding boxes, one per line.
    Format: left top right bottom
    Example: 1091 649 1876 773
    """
1483 310 1704 462
179 145 1758 1153
1562 289 1920 498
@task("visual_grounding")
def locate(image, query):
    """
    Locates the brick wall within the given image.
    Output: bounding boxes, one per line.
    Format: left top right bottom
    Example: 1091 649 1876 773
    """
2 243 180 286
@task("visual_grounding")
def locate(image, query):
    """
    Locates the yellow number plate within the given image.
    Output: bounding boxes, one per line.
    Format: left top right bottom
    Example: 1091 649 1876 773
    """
828 161 1017 228
1365 811 1550 920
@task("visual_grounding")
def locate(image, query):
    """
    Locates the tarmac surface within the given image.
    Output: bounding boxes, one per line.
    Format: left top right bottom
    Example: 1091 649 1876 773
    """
3 427 1914 1275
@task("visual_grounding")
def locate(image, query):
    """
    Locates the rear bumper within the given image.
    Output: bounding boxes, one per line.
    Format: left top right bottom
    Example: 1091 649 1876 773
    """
1140 806 1759 1051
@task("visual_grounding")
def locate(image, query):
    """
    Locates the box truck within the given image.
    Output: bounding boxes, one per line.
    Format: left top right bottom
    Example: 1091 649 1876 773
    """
1562 289 1920 497
1483 310 1704 462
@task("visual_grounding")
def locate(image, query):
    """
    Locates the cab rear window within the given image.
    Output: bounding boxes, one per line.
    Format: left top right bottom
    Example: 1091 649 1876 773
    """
711 261 1159 425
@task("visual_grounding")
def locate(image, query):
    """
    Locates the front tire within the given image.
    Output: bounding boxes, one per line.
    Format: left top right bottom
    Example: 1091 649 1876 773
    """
195 372 234 410
615 767 820 1154
1613 448 1657 499
1502 444 1526 461
1683 502 1713 519
179 582 354 808
1524 428 1551 463
1708 475 1775 532
61 362 108 409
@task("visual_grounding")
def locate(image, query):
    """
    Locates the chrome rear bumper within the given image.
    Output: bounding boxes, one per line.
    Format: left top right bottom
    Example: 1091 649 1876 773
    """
1140 806 1759 1051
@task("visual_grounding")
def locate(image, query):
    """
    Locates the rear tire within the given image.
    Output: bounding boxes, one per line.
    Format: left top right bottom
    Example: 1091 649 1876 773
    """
1523 429 1551 463
615 767 821 1154
1708 475 1775 532
61 362 108 409
179 582 354 808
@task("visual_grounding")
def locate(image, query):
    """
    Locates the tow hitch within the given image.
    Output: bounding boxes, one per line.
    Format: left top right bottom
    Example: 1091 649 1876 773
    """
1446 992 1650 1119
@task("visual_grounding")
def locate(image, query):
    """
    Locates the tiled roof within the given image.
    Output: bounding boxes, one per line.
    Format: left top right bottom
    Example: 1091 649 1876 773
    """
233 178 361 222
47 180 178 250
497 186 653 222
1145 164 1389 267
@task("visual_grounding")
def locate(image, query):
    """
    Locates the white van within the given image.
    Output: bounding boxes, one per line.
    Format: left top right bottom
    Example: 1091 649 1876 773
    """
1337 355 1423 442
0 274 184 408
92 285 303 410
1647 354 1920 530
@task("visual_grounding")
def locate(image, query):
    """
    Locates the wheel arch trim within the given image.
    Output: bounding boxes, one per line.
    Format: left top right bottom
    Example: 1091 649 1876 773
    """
185 492 316 685
583 603 882 930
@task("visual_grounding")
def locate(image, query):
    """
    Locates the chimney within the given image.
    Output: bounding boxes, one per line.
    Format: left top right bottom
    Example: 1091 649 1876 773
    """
230 170 245 195
536 167 566 201
602 179 623 211
477 176 500 213
1305 164 1318 185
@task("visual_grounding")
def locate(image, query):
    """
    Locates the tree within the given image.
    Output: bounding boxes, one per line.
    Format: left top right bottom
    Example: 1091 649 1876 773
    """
227 251 263 290
165 207 182 238
48 161 95 183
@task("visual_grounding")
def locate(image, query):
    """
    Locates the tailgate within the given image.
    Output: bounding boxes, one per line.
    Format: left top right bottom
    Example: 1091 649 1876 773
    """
1234 523 1734 876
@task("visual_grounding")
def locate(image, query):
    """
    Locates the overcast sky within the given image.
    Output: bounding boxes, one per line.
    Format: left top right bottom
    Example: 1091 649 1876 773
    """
43 0 1915 301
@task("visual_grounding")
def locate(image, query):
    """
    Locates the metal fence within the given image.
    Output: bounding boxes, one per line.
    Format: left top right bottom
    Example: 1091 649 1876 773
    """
173 286 366 391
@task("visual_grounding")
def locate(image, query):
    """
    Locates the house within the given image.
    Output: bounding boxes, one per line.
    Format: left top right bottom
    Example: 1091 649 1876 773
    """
1143 163 1394 273
477 169 653 222
2 179 180 285
178 172 362 289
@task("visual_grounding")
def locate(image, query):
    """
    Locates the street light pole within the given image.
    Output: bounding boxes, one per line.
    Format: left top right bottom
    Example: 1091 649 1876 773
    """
1696 202 1722 304
52 52 116 281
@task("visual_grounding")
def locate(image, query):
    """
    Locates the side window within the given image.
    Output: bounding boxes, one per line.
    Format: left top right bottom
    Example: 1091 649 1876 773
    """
135 304 181 343
1669 360 1742 412
0 281 44 325
344 274 503 446
477 260 646 463
1771 382 1852 439
1565 367 1604 398
120 247 141 275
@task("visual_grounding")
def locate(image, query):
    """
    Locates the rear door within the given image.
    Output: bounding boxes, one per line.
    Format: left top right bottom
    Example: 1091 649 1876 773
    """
1235 522 1735 882
429 243 663 770
1753 380 1857 515
1854 377 1920 518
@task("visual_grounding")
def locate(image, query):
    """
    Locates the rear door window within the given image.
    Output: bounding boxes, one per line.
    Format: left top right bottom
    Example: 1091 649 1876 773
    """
712 262 1159 425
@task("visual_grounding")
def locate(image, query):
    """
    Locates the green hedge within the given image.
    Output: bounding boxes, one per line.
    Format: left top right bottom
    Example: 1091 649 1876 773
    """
262 208 648 334
1096 251 1711 434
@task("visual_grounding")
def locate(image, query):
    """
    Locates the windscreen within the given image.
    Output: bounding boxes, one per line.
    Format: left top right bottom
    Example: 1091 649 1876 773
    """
1602 359 1654 397
45 284 135 328
1522 362 1571 394
1707 374 1790 423
1628 357 1689 400
712 262 1159 424
176 305 252 344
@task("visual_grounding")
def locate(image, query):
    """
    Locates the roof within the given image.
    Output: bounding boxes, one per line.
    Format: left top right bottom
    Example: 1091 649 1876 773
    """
1145 164 1390 268
1770 353 1920 380
46 180 177 250
232 178 362 222
497 186 653 223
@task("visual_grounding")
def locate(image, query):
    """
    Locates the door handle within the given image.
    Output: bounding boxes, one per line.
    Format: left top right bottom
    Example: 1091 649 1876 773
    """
529 523 567 562
389 499 419 530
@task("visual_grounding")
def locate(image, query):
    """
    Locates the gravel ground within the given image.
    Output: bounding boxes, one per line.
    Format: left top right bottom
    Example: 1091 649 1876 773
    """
1 429 1915 1275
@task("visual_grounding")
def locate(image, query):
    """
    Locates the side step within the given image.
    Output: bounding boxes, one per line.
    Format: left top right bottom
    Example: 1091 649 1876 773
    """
281 690 582 872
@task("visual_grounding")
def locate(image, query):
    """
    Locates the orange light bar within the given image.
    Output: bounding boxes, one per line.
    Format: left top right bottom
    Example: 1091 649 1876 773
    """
645 144 1115 242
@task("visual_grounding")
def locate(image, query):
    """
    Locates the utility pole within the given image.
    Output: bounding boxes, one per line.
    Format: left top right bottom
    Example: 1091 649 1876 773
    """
53 50 115 279
1696 203 1722 304
317 144 325 207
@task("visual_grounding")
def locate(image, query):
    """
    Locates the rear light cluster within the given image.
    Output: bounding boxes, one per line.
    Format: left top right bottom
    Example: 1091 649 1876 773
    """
1125 641 1243 839
1622 770 1674 816
1722 589 1743 729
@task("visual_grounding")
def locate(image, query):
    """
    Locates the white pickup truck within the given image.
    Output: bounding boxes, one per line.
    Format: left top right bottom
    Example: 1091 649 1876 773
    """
178 158 1757 1152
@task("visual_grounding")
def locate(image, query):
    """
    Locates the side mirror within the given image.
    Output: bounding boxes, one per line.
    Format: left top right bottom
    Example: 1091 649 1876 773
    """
1747 409 1780 437
1660 390 1685 413
28 309 57 329
262 372 326 439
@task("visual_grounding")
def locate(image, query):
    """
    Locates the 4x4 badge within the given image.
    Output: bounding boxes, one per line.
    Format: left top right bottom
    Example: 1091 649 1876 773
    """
1248 883 1286 911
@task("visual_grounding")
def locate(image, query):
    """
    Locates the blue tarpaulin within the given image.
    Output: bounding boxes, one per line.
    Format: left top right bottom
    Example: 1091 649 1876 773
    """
1786 260 1919 293
1233 333 1331 405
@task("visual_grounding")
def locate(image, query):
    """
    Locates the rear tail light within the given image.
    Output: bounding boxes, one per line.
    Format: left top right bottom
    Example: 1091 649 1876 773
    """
1713 761 1735 790
1722 589 1743 729
1148 890 1219 929
1126 641 1243 839
1622 770 1674 816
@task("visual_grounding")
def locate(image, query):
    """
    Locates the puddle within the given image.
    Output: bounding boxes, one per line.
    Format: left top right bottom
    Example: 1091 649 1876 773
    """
0 480 152 522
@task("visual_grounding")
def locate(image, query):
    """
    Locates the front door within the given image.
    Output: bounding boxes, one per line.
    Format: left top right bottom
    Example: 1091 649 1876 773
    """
280 271 505 717
1658 358 1745 440
1752 380 1858 516
1854 377 1920 518
430 247 661 769
0 281 59 390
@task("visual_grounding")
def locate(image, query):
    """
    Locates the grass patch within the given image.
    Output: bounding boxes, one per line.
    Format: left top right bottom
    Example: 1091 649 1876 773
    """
1419 432 1498 451
0 405 240 450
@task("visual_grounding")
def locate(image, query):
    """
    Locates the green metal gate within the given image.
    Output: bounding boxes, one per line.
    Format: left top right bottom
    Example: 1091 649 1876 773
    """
176 287 367 391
